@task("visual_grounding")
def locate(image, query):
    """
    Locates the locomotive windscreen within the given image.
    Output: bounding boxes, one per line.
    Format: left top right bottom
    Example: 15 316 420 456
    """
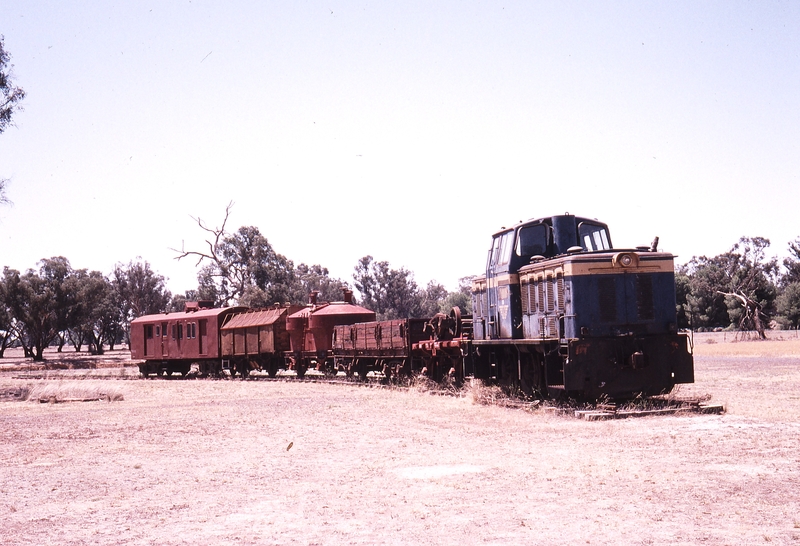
516 224 549 256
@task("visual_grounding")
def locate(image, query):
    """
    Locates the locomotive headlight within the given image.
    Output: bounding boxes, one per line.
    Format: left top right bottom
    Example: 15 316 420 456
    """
613 252 638 268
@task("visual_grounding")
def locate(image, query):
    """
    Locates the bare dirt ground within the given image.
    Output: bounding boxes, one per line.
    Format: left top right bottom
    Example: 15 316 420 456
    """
1 334 799 545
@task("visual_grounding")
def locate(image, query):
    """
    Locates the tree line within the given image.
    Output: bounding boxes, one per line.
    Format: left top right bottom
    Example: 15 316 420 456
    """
676 236 800 337
0 258 172 360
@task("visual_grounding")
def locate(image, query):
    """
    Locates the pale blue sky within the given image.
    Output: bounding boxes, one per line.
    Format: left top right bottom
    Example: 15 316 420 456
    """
2 1 799 294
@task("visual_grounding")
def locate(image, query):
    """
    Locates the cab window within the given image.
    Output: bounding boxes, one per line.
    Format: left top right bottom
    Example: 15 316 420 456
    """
496 231 514 266
488 231 514 268
578 222 611 251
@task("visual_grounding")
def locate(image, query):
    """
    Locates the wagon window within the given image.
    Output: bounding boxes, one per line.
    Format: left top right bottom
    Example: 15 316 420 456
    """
516 224 549 257
155 325 160 337
145 325 154 339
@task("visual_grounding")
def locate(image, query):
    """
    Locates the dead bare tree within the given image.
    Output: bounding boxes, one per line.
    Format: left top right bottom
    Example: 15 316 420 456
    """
717 290 767 339
172 202 302 306
172 201 234 269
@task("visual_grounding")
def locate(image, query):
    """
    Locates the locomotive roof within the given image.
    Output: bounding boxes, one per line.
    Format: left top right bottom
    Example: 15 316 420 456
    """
131 306 246 324
491 214 607 237
220 307 297 330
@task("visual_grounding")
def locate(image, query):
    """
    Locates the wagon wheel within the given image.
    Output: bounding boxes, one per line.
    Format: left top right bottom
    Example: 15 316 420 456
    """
295 361 308 379
387 360 405 383
448 356 464 388
450 306 462 338
380 361 392 384
357 359 368 382
323 360 338 377
267 361 278 378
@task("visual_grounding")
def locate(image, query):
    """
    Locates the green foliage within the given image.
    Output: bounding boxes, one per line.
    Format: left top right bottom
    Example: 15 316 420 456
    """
111 259 171 344
0 35 26 204
781 238 800 287
352 257 468 319
0 36 25 135
353 256 423 319
112 259 171 319
295 263 348 303
188 225 348 307
683 255 731 329
0 257 154 358
0 273 16 356
776 282 800 329
3 260 69 361
682 236 778 334
674 270 691 329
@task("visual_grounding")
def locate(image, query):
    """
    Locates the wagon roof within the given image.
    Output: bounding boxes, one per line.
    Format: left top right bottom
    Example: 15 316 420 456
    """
220 307 289 330
131 306 245 324
287 302 376 319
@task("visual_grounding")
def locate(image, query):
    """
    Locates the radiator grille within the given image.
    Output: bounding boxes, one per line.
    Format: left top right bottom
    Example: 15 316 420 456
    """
598 277 617 322
636 275 655 320
521 281 530 314
556 273 565 312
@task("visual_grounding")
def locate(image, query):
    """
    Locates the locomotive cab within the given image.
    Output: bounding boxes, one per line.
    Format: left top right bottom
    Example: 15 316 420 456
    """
473 214 611 341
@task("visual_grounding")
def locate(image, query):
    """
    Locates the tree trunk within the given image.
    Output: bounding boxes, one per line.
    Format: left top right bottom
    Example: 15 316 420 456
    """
32 344 45 361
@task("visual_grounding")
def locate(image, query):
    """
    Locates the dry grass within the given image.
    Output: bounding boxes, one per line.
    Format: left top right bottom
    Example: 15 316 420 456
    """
692 331 800 357
22 381 124 403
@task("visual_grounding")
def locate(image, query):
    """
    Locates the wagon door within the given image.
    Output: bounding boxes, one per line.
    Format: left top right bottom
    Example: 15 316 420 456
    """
160 321 168 357
199 319 208 355
144 325 154 356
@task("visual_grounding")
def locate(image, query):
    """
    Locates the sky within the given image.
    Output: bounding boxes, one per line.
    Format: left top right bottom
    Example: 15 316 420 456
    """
1 1 799 296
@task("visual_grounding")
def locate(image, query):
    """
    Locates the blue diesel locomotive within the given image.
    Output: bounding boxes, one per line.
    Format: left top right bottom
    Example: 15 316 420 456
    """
469 214 694 400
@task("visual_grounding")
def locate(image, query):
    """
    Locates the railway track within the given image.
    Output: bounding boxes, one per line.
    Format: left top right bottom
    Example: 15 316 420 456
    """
5 367 723 418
